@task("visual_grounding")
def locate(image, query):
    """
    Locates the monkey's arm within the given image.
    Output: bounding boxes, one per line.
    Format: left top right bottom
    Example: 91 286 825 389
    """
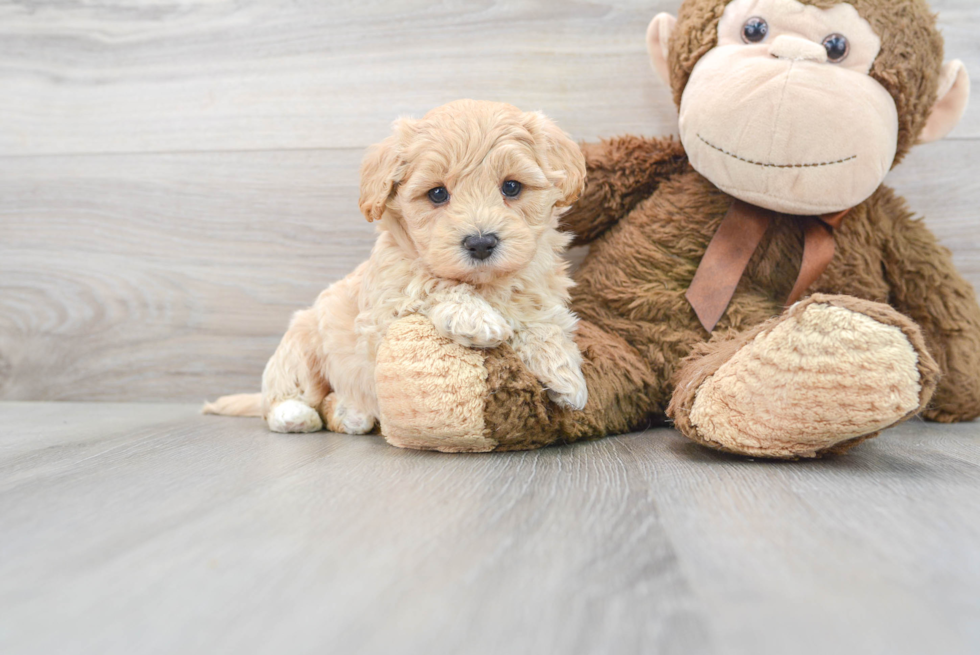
877 188 980 422
561 136 688 246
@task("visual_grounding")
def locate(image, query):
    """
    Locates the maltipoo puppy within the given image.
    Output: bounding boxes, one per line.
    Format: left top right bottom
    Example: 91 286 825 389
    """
206 99 588 435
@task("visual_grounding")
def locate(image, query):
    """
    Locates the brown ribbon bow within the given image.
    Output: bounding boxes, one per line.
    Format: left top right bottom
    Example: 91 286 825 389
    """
686 199 850 333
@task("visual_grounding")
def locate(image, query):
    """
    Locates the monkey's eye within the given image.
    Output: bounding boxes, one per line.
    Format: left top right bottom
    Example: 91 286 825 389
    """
822 34 849 62
427 186 450 205
741 17 769 43
501 180 523 198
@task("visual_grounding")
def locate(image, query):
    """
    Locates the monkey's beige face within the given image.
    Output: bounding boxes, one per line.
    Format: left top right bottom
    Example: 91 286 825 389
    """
679 0 898 215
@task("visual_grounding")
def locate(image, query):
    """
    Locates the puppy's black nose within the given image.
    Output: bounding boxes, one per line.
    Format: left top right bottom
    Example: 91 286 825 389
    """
463 233 499 261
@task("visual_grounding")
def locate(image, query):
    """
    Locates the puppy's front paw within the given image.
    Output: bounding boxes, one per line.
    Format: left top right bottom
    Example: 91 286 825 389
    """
431 302 514 349
524 350 588 410
544 364 589 410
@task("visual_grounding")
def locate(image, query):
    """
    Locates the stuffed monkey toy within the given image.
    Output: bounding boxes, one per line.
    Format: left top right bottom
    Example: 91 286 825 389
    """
373 0 980 458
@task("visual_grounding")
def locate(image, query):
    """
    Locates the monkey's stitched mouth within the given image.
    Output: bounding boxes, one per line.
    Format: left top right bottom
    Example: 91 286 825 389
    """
697 134 857 169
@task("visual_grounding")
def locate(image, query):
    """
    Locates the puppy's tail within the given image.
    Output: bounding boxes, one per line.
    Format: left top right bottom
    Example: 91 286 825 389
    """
202 393 263 418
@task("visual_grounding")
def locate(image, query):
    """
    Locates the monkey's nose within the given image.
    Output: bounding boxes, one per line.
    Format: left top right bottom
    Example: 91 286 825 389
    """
768 35 828 63
463 233 499 261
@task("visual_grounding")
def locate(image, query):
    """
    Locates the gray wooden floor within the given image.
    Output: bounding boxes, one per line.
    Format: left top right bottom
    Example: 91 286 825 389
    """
2 402 978 655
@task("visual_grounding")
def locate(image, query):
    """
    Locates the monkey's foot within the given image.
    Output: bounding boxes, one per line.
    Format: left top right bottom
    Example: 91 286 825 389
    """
670 295 939 459
375 315 585 453
375 315 499 453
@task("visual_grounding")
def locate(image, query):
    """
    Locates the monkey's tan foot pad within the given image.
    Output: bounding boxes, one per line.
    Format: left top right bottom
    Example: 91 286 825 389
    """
685 295 939 459
375 315 498 453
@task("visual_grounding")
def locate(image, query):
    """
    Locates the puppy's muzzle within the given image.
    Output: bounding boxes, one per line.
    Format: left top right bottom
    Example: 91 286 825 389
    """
463 233 499 262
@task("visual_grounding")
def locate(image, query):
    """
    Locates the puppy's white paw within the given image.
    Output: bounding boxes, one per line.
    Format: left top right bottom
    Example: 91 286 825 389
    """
431 302 514 349
324 394 376 435
268 400 324 434
517 333 589 410
544 364 589 410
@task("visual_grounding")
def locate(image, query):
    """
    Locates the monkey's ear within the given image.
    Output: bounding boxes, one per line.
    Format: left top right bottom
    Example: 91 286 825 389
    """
525 112 587 208
646 13 677 87
919 60 971 144
358 119 415 222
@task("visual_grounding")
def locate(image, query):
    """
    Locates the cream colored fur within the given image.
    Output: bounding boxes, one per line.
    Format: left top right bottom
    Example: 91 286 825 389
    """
689 303 923 458
202 393 262 418
207 100 588 435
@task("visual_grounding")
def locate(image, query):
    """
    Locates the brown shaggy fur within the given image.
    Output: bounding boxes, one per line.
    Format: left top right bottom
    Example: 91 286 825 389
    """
477 132 980 454
375 0 979 458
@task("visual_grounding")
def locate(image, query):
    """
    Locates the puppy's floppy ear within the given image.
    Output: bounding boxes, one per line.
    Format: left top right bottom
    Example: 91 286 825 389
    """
359 118 416 222
524 112 587 208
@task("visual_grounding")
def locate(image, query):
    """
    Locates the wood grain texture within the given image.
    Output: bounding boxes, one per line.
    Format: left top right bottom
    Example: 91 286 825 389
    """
1 0 979 401
1 402 978 655
0 149 371 401
0 0 682 156
0 0 977 157
2 140 978 402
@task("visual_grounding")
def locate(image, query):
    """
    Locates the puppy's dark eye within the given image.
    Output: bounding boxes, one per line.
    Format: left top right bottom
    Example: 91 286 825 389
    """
427 187 450 205
822 34 849 63
741 17 768 43
501 180 522 198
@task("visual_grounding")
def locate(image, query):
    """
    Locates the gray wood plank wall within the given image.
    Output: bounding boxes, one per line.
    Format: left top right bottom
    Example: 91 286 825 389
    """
1 0 978 402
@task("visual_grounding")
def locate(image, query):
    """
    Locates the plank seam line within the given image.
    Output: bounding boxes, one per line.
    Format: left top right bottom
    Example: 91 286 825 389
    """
0 135 977 160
